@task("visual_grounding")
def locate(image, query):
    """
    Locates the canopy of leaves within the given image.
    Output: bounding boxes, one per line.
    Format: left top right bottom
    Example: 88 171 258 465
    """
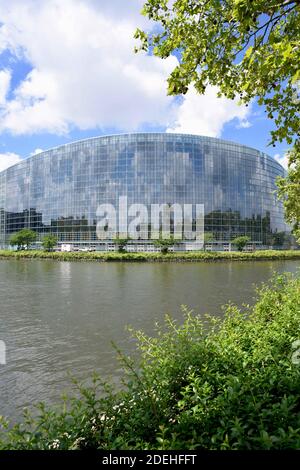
41 235 58 252
10 229 37 249
112 237 131 253
204 232 214 243
154 236 176 253
135 0 300 239
277 141 300 241
136 0 299 144
232 235 250 251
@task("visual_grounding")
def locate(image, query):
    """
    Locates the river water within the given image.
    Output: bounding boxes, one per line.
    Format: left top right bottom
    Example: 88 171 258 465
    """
0 259 299 420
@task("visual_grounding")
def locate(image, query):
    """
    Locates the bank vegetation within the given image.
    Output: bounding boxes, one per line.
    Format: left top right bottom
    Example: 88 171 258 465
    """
0 249 300 262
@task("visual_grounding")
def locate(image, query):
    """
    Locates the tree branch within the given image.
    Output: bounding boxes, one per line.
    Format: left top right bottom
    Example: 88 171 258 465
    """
233 4 297 58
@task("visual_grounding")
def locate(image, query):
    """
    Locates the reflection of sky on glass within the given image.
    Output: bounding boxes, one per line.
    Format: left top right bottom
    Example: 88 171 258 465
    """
0 133 288 243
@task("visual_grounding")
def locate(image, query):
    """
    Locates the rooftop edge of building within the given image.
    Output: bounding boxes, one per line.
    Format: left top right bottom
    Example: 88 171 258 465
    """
0 132 286 175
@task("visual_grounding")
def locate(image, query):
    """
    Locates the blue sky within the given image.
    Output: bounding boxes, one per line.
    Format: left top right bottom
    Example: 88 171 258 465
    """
0 0 289 171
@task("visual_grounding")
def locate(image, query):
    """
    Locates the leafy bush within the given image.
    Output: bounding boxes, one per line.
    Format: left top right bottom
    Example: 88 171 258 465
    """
153 236 176 254
0 274 300 449
111 237 131 253
231 235 250 252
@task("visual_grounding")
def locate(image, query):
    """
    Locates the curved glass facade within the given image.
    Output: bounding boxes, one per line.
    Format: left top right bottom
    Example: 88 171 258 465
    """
0 133 288 248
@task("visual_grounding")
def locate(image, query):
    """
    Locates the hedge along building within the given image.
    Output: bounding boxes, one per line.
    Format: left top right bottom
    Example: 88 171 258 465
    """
0 133 288 251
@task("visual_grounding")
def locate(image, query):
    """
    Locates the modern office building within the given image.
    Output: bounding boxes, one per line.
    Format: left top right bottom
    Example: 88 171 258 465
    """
0 133 288 250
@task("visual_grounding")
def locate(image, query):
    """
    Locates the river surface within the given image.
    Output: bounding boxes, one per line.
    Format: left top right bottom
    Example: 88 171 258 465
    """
0 259 299 420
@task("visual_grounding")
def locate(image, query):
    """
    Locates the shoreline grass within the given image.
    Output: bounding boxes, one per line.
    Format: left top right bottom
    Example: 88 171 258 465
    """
0 249 299 262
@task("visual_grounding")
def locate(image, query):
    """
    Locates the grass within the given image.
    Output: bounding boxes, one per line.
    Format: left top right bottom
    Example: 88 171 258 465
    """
0 249 300 262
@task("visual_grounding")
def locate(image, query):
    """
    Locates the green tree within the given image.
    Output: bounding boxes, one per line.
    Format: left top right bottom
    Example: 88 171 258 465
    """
204 231 214 251
135 0 300 241
154 236 175 254
42 234 58 252
9 229 37 250
232 235 250 252
271 231 286 247
113 237 130 253
277 142 300 242
9 233 22 250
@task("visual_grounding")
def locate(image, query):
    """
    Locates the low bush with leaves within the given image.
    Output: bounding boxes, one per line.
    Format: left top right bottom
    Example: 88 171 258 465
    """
0 273 300 449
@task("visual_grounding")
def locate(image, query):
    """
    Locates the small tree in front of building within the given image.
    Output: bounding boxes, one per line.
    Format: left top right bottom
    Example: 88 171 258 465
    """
113 237 130 253
232 236 250 252
42 234 58 252
154 236 175 254
271 232 286 247
203 232 214 251
10 229 37 250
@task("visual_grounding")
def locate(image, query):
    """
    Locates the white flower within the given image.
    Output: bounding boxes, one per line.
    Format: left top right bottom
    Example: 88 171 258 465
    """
71 437 85 449
49 439 60 449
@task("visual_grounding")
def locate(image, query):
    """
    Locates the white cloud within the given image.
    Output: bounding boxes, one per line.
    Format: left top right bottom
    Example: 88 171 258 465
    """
274 153 289 171
0 152 22 172
0 0 253 138
0 69 11 106
167 85 251 136
236 119 252 129
30 148 43 156
0 0 176 135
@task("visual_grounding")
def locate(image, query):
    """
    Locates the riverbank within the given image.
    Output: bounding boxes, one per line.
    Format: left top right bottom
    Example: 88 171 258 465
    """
0 249 300 262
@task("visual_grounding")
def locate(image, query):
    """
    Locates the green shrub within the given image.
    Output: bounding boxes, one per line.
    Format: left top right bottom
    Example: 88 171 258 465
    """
0 273 300 449
231 235 250 252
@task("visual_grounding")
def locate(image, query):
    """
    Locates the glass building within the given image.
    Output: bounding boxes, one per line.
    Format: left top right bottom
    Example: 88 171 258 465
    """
0 133 288 249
